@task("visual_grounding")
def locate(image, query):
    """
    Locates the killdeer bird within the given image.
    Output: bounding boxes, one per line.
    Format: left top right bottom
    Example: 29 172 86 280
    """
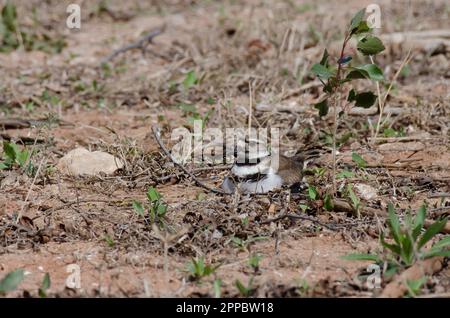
221 138 304 194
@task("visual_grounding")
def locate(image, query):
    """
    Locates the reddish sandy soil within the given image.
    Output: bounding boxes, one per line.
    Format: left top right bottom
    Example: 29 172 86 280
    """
0 0 449 297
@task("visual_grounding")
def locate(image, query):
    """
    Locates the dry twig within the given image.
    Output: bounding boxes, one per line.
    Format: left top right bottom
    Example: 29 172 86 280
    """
151 125 229 195
101 26 166 63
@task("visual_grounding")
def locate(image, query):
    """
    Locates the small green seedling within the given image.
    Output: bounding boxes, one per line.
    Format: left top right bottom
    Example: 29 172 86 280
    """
346 184 361 217
103 234 115 247
0 141 35 175
248 253 262 272
307 185 319 200
311 8 386 194
343 203 450 270
213 278 222 298
230 236 267 252
132 187 168 227
182 70 198 90
187 257 220 282
406 277 427 298
235 278 254 297
352 152 367 168
38 273 51 298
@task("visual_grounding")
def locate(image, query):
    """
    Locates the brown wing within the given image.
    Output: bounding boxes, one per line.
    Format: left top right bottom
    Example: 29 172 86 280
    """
277 155 303 185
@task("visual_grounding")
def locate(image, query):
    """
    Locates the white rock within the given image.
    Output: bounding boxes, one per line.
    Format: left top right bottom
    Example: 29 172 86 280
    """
354 183 378 201
57 147 124 176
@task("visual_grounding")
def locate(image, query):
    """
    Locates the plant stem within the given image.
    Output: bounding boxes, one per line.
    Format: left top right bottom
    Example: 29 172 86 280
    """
332 93 339 195
331 33 350 196
370 55 384 141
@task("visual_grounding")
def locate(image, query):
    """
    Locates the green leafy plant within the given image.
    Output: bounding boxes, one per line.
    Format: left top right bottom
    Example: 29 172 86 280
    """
38 273 51 298
213 278 222 298
307 185 319 200
132 187 168 227
182 70 198 90
405 277 427 298
103 234 115 247
0 269 24 295
351 152 367 168
230 236 267 252
235 278 254 297
0 141 35 175
343 203 450 269
248 253 262 272
187 257 220 282
310 8 385 194
346 184 360 217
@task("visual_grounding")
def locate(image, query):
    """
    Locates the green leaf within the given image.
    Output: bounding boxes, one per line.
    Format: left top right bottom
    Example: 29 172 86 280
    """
380 233 401 255
147 187 161 202
16 150 30 167
423 250 450 259
319 49 329 66
156 204 167 217
352 152 367 168
341 253 381 262
314 98 328 117
352 21 371 35
183 70 197 89
3 141 18 161
417 217 448 250
350 9 365 31
360 64 384 81
0 162 10 170
132 200 145 216
299 204 308 213
308 186 318 200
336 170 354 179
412 205 426 241
0 269 24 293
430 236 450 251
387 203 401 245
348 91 377 108
347 64 384 81
38 273 51 298
1 2 17 32
400 234 414 266
347 185 360 209
311 63 333 79
324 194 334 211
406 277 426 296
357 35 385 56
213 279 222 298
235 279 250 296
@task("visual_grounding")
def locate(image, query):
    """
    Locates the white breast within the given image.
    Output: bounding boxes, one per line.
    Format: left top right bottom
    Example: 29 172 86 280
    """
238 168 283 194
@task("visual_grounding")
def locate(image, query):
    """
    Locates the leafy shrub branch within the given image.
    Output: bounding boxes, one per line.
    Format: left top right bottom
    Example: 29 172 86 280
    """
311 8 385 194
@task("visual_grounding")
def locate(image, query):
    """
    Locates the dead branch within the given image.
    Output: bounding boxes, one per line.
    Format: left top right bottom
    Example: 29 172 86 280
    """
0 117 73 129
260 213 338 230
101 26 166 63
0 133 45 144
0 118 33 129
156 164 232 182
151 125 229 195
380 256 447 298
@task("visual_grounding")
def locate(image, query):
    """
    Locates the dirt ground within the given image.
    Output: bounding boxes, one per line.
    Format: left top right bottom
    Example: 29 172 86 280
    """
0 0 449 297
